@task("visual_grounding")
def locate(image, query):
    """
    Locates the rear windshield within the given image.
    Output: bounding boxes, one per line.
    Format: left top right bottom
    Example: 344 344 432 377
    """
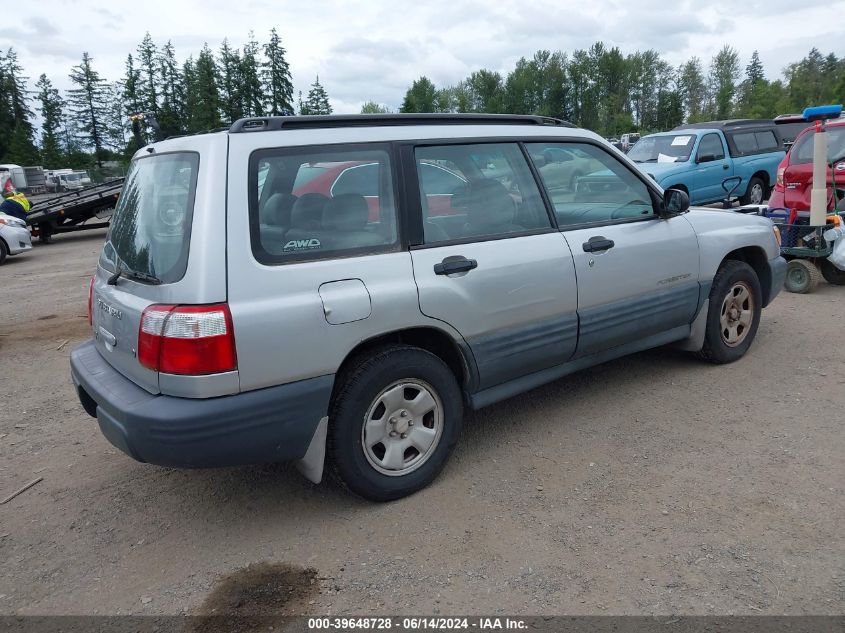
100 152 199 284
790 126 845 165
628 134 695 164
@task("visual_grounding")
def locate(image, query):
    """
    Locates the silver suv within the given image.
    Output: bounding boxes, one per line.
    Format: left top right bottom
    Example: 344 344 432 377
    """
70 114 786 501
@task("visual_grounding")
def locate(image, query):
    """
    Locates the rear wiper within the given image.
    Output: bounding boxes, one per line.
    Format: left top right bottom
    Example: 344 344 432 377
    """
107 266 123 285
106 265 161 285
125 270 163 285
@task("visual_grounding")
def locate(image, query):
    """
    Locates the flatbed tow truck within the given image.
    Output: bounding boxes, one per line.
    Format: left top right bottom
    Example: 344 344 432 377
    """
25 178 123 243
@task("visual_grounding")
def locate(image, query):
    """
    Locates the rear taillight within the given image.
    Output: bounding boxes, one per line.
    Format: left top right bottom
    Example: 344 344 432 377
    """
138 304 237 375
775 166 785 191
87 276 95 326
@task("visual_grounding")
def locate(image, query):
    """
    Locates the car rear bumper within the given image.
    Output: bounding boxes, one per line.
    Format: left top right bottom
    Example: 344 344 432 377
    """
766 255 787 307
70 340 334 468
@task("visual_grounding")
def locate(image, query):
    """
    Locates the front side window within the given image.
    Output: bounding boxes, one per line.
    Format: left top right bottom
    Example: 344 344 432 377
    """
415 143 552 244
697 133 725 161
101 152 199 284
527 142 655 227
249 146 397 263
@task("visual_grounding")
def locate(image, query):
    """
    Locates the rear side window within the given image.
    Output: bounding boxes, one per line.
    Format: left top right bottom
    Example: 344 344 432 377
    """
101 152 199 284
249 145 398 264
731 129 781 155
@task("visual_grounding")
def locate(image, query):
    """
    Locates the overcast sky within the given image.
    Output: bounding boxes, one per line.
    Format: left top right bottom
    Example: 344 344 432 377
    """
2 0 844 113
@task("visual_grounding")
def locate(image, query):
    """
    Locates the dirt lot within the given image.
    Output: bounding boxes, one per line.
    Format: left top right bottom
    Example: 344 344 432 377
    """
1 229 843 617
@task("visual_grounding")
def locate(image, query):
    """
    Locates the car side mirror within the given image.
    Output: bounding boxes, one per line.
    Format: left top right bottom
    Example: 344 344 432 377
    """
662 188 690 217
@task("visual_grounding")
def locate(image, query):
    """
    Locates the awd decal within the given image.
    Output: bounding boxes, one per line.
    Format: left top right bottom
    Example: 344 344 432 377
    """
283 238 321 252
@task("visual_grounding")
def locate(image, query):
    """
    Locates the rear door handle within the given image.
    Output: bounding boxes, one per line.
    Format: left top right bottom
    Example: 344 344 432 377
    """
582 236 615 253
434 256 478 275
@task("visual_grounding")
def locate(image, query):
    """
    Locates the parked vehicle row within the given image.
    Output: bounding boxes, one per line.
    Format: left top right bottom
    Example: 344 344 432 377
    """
629 119 786 206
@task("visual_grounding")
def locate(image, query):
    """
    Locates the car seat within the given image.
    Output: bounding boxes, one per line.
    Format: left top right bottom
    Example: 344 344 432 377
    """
462 180 523 237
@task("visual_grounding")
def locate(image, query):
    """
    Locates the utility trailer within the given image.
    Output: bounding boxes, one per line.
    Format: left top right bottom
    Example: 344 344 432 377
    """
25 178 123 243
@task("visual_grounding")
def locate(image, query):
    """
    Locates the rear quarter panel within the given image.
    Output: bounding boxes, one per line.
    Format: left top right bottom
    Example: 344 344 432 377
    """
733 151 786 193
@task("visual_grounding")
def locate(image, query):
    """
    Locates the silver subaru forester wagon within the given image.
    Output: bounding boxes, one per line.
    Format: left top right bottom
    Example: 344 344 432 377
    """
71 114 786 500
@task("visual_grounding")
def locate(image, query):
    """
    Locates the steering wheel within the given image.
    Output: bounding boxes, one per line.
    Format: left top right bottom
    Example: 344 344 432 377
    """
610 199 651 219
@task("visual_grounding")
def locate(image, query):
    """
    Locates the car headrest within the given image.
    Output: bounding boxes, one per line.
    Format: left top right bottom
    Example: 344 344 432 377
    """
466 180 516 227
261 193 297 226
290 193 327 228
322 194 369 231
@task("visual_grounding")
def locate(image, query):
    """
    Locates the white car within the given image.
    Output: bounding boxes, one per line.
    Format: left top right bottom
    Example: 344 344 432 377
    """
0 212 33 264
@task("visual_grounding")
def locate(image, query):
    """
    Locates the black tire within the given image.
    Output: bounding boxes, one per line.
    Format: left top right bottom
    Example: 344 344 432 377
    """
39 223 53 244
328 345 463 502
698 260 762 364
818 258 845 286
0 239 7 265
740 176 765 205
784 259 820 294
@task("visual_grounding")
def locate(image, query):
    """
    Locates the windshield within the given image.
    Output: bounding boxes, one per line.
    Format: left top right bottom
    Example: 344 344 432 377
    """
63 174 81 182
791 126 845 165
628 135 696 163
100 152 199 284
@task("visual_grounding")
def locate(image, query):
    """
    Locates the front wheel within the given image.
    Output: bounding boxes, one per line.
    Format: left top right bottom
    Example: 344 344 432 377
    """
328 345 463 501
0 239 7 265
698 260 762 364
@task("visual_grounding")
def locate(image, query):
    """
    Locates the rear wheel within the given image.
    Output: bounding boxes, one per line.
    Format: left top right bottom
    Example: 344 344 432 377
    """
818 258 845 285
784 259 820 293
328 345 463 501
740 176 766 205
698 260 761 364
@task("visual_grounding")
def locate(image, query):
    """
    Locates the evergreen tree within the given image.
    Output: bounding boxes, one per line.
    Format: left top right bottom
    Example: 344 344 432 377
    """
136 32 159 116
158 40 185 137
300 76 332 115
0 48 38 164
400 76 438 113
737 51 770 118
186 45 222 133
240 32 264 117
35 74 65 167
67 52 111 166
262 28 294 116
217 39 242 123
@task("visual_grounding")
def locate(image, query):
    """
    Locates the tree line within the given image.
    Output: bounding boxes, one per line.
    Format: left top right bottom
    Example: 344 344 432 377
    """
2 36 844 171
399 44 845 136
0 30 332 169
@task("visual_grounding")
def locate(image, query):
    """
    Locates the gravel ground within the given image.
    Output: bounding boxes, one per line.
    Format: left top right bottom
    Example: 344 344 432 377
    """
0 229 843 617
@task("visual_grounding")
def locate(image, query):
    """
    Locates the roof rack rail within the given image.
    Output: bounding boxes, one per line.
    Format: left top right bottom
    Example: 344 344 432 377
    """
229 113 574 133
674 119 776 131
